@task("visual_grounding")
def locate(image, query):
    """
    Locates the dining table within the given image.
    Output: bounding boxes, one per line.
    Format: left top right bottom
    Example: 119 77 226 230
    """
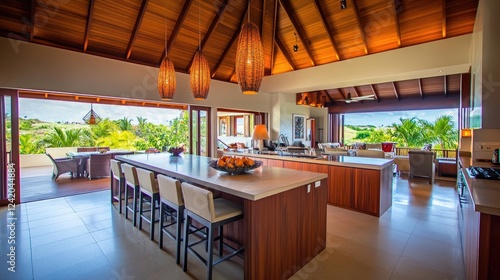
68 150 134 177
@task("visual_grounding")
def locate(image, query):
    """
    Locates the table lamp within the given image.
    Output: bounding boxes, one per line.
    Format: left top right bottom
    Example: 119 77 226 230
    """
252 125 269 153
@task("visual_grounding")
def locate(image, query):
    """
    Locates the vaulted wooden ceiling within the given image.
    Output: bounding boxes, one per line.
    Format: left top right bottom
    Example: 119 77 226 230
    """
0 0 478 109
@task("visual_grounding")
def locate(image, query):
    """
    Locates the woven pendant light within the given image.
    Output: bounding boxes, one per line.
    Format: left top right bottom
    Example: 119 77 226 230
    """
82 104 101 125
235 17 264 95
158 57 176 99
190 0 210 100
157 0 176 100
190 50 211 100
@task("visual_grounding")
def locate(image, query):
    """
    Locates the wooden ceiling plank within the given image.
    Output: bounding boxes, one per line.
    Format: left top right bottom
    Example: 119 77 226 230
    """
312 0 340 61
442 0 447 38
270 0 279 75
83 0 95 52
158 0 194 66
369 84 380 102
30 0 35 41
211 2 250 76
186 0 229 71
323 90 335 104
275 35 296 71
339 88 346 100
418 78 423 98
391 0 401 47
125 0 150 60
278 0 317 66
352 86 359 97
351 0 368 54
392 82 400 100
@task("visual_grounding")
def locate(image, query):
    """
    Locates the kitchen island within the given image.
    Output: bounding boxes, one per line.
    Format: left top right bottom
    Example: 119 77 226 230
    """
225 152 394 217
116 153 328 280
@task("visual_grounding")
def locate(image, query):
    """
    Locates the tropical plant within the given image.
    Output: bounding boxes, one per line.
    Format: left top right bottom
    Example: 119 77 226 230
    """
42 127 85 147
95 130 139 150
90 118 118 139
135 116 148 137
428 115 458 149
19 134 43 154
390 117 427 147
117 117 133 131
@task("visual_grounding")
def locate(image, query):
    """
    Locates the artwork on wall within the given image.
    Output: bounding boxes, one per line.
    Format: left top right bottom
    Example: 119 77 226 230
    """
292 114 305 141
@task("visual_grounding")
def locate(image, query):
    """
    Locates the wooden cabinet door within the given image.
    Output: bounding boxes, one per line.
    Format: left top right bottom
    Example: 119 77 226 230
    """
328 166 354 208
353 169 380 215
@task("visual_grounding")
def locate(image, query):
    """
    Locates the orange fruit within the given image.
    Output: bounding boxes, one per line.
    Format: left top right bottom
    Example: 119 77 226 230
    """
234 158 244 167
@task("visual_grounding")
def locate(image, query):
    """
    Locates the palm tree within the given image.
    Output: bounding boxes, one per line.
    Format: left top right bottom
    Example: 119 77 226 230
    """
118 117 133 131
19 134 42 154
42 127 84 147
136 116 148 136
429 115 458 149
390 117 426 147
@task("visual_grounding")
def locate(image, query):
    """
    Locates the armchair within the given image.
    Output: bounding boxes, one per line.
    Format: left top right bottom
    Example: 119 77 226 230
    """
46 153 80 180
408 150 436 184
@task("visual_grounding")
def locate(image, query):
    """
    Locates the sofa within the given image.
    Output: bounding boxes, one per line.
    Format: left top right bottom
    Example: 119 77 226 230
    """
356 149 386 158
318 142 341 151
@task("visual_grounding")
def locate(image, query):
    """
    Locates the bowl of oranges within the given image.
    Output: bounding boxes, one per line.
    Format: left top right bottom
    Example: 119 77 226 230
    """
209 155 263 175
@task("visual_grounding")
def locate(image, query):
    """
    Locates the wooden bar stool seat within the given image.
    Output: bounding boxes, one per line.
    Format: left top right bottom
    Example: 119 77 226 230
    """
136 168 160 240
110 159 125 213
121 163 140 227
181 182 244 280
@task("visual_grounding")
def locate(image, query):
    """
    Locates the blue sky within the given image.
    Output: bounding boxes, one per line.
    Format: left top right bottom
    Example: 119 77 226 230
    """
344 108 459 128
20 99 183 125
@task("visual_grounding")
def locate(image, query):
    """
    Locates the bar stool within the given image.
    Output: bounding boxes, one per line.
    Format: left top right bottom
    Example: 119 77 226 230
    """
181 182 244 280
121 163 140 227
136 168 160 240
157 174 184 264
110 159 125 213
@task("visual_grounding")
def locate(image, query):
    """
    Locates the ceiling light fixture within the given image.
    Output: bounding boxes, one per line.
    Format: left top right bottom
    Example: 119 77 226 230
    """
158 0 176 100
82 103 101 125
235 0 264 95
293 32 298 52
340 0 347 10
190 0 211 100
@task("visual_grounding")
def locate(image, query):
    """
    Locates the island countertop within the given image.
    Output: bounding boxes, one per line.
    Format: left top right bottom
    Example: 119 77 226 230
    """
224 151 394 170
459 156 500 216
116 153 327 201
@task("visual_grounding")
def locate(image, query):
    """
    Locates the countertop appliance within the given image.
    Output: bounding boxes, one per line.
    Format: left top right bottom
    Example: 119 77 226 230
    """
467 166 500 180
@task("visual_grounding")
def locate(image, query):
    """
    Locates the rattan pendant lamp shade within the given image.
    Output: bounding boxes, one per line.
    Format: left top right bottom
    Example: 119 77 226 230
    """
157 0 176 100
190 0 210 100
235 2 264 95
83 104 101 125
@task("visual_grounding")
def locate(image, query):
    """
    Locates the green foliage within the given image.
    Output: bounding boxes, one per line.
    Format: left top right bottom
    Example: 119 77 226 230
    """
354 131 370 140
20 119 35 130
90 118 118 139
42 127 86 147
19 134 44 154
365 128 392 143
117 117 133 131
95 130 139 150
390 117 427 147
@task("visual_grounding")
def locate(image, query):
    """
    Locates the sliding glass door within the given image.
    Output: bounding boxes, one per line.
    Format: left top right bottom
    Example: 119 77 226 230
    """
189 106 211 157
0 89 20 206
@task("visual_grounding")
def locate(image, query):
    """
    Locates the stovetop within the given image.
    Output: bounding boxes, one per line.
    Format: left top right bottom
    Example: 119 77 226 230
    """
468 166 500 180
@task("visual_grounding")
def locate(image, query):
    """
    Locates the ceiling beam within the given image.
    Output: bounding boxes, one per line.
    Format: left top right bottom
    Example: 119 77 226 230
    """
323 90 335 104
125 0 150 60
275 35 296 71
444 75 448 97
391 0 401 47
442 0 447 38
83 0 95 52
158 0 194 67
279 0 317 66
186 0 229 71
352 86 359 97
338 88 347 100
351 0 368 54
328 94 460 114
30 0 35 41
270 0 279 75
312 0 340 61
392 82 400 100
211 3 250 77
369 84 380 102
418 79 423 98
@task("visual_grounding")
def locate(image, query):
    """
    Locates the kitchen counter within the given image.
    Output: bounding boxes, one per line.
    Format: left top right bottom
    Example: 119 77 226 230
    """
115 153 328 279
225 152 394 170
459 156 500 216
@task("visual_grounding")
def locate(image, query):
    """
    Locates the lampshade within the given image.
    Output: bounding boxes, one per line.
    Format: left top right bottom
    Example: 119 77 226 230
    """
158 57 176 100
461 128 472 137
82 104 101 125
190 50 211 100
235 22 264 95
252 125 269 140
